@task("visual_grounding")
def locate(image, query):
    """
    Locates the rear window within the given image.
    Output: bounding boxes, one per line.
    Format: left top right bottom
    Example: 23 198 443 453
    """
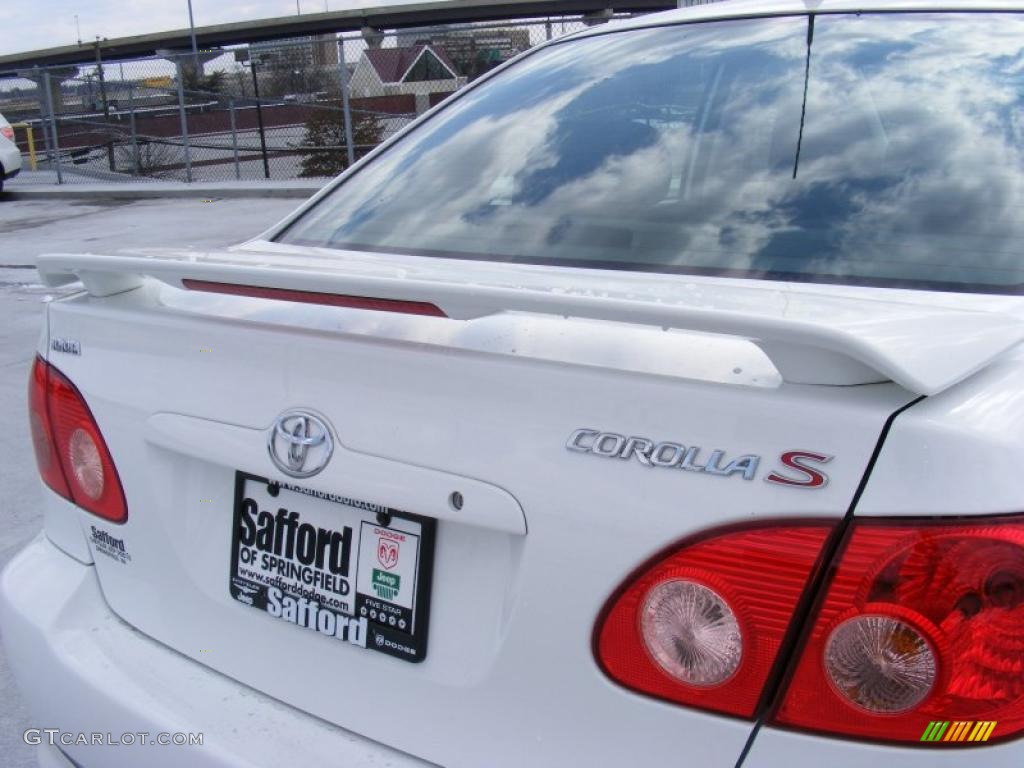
277 13 1024 294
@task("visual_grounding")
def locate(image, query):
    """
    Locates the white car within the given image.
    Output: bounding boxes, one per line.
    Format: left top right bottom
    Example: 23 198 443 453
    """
4 0 1024 766
0 111 23 191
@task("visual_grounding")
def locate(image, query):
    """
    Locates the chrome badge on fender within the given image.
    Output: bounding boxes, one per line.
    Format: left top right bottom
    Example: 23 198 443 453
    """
566 429 831 488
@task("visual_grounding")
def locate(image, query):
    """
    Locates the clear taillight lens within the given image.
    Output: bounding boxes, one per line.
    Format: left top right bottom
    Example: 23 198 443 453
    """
641 579 743 687
823 612 938 713
68 427 105 500
28 357 127 523
772 516 1024 744
1 125 14 141
595 523 835 717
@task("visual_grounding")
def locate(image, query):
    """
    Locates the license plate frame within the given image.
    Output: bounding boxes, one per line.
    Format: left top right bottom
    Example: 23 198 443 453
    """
228 471 436 663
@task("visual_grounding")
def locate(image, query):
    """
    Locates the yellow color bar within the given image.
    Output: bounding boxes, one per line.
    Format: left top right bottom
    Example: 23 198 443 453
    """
10 122 36 171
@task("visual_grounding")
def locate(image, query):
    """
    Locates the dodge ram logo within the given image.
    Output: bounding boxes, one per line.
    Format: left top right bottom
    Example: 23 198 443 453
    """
378 538 400 569
268 410 334 478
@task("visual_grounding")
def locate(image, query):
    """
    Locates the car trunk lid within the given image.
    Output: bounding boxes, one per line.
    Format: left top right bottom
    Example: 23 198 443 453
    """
36 246 976 766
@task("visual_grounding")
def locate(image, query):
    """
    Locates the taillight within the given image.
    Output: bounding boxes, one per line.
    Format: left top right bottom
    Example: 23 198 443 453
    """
1 125 14 141
29 357 71 499
772 515 1024 744
27 357 127 523
595 522 835 717
181 279 448 317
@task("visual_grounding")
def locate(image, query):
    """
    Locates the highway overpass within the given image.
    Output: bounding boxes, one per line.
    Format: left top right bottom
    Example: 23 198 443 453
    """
0 0 676 71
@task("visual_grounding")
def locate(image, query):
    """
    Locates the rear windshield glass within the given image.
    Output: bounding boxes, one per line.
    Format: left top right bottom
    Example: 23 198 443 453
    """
277 13 1024 294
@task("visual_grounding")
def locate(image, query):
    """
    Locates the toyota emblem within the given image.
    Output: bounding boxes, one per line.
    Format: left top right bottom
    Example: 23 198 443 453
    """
267 410 334 478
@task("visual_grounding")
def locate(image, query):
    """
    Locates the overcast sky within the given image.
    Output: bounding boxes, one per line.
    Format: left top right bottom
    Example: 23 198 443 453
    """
1 0 365 55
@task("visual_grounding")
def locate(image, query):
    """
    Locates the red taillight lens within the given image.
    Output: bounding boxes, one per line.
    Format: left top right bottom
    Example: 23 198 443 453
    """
1 125 14 141
28 357 127 523
595 523 835 717
29 358 71 499
772 516 1024 744
181 279 448 317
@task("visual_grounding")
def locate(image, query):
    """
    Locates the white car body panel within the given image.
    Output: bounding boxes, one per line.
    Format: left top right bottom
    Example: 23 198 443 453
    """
5 1 1024 765
0 111 22 181
744 725 1024 767
0 536 435 768
857 342 1024 516
25 279 913 767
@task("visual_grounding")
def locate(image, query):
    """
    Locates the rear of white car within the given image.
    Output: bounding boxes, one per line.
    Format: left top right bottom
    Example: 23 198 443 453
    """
0 111 23 189
4 1 1024 766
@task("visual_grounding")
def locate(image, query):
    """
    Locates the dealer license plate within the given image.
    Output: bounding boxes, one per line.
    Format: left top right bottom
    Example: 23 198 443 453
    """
228 472 435 662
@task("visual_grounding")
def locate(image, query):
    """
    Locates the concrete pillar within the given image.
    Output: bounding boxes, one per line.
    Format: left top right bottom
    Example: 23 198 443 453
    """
155 48 222 84
361 26 384 49
19 66 78 114
582 9 614 26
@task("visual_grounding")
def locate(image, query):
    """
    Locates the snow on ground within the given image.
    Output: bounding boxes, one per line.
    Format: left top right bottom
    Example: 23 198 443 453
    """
0 196 301 767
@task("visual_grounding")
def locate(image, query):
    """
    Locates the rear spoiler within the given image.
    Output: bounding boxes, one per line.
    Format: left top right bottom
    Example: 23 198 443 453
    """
35 249 1024 396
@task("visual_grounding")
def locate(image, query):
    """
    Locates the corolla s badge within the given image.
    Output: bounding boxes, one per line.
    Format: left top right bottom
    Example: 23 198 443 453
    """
268 410 334 478
566 428 832 489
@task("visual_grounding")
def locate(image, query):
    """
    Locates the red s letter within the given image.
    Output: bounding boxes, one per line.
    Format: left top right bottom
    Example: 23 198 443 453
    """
766 451 832 489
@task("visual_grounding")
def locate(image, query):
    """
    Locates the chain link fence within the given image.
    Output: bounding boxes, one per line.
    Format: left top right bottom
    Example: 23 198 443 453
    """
0 16 616 185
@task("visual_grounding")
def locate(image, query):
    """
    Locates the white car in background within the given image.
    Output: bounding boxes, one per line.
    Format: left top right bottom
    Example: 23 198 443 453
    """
3 0 1024 766
0 111 23 190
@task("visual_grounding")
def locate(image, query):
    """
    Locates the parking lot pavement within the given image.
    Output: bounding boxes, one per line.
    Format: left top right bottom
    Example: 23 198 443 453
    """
0 196 303 265
0 196 302 768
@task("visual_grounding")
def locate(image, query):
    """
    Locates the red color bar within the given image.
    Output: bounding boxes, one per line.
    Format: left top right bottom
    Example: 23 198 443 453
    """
182 279 447 317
